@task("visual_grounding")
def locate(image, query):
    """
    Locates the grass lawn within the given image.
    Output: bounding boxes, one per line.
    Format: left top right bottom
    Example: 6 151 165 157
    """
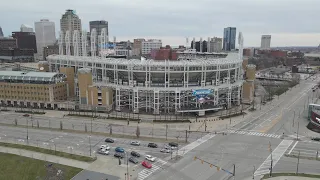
262 173 320 179
0 152 82 180
0 142 96 162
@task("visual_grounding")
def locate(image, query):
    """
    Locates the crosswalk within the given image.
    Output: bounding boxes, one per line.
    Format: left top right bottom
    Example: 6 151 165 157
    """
138 158 167 180
225 129 282 139
254 140 293 176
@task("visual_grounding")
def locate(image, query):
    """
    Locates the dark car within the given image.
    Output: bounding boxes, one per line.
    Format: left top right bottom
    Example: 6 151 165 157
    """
169 142 178 147
311 137 320 142
114 152 124 158
131 151 140 157
129 157 139 164
105 138 114 143
148 143 158 148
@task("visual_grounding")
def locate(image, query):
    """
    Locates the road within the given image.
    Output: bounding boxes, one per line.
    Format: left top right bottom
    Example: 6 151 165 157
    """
144 75 320 180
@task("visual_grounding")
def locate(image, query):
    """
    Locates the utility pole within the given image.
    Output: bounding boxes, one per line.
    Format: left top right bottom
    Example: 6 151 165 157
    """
296 150 300 174
296 122 299 140
165 124 168 140
89 135 91 156
269 141 273 177
233 164 236 180
185 130 188 143
26 116 29 143
253 166 255 179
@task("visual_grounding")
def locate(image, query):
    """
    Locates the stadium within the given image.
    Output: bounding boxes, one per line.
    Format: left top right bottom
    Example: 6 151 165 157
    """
46 30 245 116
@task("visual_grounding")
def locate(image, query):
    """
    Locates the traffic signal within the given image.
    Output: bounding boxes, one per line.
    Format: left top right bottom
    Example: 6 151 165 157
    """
201 160 204 164
210 164 213 168
217 167 220 171
194 156 197 161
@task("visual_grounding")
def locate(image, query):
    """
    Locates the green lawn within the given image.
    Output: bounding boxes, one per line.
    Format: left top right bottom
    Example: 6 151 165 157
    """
262 173 320 179
0 142 96 162
0 152 82 180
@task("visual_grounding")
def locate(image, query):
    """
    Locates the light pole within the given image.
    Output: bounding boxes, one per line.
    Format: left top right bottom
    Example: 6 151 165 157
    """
253 166 255 179
89 135 91 156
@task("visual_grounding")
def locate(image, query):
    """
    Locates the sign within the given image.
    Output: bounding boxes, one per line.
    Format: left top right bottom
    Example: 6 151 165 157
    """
98 43 115 48
192 89 213 103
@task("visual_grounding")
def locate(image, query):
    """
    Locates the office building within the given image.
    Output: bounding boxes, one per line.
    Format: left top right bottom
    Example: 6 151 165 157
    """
89 20 108 37
0 71 68 109
209 37 223 52
0 27 3 37
43 45 59 60
0 48 34 62
12 32 37 53
60 9 82 34
141 39 162 55
261 35 271 49
35 19 56 56
0 37 17 49
223 27 236 51
20 24 34 32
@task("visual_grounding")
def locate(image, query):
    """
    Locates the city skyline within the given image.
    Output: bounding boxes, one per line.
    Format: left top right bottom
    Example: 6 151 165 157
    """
0 0 319 47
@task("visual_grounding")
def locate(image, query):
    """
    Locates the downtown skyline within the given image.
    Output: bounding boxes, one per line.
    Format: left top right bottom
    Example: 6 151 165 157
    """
0 0 319 47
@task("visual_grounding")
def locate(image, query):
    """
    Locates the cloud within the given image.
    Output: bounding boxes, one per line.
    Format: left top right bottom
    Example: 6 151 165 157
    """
0 0 319 46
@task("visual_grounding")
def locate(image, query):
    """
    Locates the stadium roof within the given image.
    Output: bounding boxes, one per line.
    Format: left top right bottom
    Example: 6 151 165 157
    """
0 71 65 82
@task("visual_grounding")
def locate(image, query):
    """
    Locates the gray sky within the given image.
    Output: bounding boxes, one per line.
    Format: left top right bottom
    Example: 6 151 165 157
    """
0 0 319 47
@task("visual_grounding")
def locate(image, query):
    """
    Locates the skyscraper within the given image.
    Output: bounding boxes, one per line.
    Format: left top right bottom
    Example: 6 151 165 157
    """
35 19 56 56
20 24 34 32
223 27 236 51
89 20 108 37
60 9 82 33
261 35 271 49
0 27 3 37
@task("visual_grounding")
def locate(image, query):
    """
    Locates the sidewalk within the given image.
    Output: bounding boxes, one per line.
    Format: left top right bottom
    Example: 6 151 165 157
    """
0 146 91 169
262 176 318 180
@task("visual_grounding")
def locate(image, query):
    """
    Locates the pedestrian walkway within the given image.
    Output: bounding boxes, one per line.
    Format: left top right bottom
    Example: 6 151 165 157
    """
225 129 282 139
0 146 91 169
178 133 216 156
138 158 167 180
254 140 293 177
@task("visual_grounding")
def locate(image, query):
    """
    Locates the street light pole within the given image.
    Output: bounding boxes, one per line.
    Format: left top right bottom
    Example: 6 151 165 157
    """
89 136 91 156
253 166 255 179
26 116 29 142
296 122 299 140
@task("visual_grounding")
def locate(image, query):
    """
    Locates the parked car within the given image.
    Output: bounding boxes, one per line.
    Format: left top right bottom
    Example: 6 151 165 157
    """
160 148 171 153
130 141 140 146
100 145 110 150
114 152 124 158
23 114 30 117
168 142 178 147
148 143 158 148
129 157 139 164
145 155 156 162
164 145 175 150
105 138 114 143
98 149 109 155
115 147 125 153
311 137 320 142
131 151 140 157
142 161 152 169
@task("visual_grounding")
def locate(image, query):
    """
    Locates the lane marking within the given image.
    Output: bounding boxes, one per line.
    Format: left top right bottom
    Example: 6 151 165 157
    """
288 141 298 155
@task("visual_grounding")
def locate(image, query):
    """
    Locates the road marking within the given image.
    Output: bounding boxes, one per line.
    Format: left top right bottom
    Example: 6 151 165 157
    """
138 158 167 180
254 140 293 177
288 141 298 155
178 133 216 156
225 130 281 139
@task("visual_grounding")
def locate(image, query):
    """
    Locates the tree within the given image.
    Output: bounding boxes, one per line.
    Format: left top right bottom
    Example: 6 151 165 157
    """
136 126 140 138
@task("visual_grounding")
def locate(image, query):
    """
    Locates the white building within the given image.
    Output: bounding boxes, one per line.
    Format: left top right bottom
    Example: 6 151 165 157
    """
35 19 56 56
20 24 33 32
261 35 271 49
141 39 162 55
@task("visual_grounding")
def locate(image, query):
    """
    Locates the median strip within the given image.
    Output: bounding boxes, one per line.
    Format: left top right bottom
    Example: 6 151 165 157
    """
0 142 96 162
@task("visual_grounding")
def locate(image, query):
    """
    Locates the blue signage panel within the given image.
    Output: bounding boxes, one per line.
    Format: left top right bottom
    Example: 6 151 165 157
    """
192 89 213 102
98 43 115 48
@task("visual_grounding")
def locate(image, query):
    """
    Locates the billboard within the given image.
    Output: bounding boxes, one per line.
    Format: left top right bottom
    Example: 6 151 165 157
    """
192 89 213 103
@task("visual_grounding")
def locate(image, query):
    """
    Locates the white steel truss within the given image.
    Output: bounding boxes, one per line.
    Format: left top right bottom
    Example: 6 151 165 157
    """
81 30 87 56
59 31 64 55
65 30 71 56
73 30 80 56
90 28 97 57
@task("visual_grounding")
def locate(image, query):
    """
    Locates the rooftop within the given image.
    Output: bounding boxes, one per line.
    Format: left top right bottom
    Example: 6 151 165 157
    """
0 71 66 83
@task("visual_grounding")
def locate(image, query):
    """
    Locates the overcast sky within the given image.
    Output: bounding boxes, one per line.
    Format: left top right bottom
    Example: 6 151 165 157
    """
0 0 319 47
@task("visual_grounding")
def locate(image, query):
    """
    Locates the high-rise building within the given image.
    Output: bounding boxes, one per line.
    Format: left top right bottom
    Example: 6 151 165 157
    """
223 27 236 51
35 19 56 56
12 32 37 53
60 9 82 34
89 20 108 36
141 39 162 55
0 27 3 37
0 37 17 49
209 37 223 52
20 24 34 32
261 35 271 49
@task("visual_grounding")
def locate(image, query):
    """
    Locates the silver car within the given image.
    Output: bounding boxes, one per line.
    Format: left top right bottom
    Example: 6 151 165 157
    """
160 148 171 153
130 141 140 146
